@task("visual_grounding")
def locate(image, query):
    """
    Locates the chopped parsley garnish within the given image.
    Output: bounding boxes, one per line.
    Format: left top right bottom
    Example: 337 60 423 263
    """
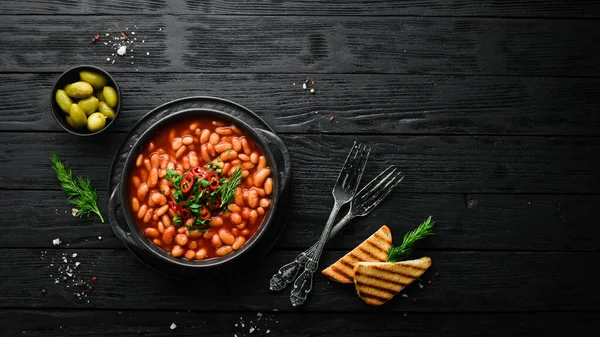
167 164 243 232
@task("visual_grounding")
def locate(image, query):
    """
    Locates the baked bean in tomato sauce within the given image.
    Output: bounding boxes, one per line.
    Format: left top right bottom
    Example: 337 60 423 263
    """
129 119 273 260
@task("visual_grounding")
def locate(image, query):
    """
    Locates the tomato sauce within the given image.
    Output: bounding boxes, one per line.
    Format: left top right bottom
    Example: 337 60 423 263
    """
128 118 273 260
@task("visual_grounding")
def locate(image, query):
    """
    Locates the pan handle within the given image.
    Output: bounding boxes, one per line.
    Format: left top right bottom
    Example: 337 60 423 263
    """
256 129 292 194
108 183 141 248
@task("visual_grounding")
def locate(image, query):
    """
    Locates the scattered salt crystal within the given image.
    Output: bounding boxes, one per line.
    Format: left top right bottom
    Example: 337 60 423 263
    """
146 52 150 56
418 283 424 289
235 324 238 327
302 83 307 90
75 262 81 267
131 32 135 35
117 46 127 56
401 293 408 298
72 253 78 258
266 330 270 334
52 238 61 246
170 323 177 330
257 312 262 317
241 323 245 328
249 328 255 334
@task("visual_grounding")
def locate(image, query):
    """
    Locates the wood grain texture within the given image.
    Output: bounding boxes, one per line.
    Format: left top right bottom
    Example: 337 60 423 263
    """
1 133 598 193
3 73 600 135
1 249 599 312
1 16 599 76
2 310 600 337
2 0 600 18
3 190 599 252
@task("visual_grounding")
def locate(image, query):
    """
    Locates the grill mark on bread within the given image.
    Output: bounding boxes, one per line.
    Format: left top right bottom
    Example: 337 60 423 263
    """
374 232 392 244
356 270 409 287
370 264 420 279
364 240 389 256
356 284 398 297
355 246 381 260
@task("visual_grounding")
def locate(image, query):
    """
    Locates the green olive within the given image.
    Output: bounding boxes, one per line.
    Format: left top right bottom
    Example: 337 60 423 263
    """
65 81 93 99
65 115 76 128
95 90 105 101
98 101 116 119
87 112 107 132
103 86 118 108
77 96 99 116
55 89 73 113
68 104 87 129
79 71 108 89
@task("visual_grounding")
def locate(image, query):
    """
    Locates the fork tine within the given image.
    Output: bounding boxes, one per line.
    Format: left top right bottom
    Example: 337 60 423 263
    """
345 145 370 192
354 165 396 197
336 142 359 185
362 172 404 208
357 166 398 199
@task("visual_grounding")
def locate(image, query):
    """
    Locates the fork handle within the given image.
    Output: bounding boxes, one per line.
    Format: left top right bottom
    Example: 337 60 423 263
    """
290 202 343 306
269 212 354 291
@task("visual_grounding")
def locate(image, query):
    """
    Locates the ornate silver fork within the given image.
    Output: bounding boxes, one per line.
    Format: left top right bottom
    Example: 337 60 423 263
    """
269 165 403 292
289 142 370 306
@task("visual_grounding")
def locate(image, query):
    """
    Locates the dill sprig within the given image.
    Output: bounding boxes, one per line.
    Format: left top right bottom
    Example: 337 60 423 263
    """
387 216 435 262
50 153 104 223
220 166 243 206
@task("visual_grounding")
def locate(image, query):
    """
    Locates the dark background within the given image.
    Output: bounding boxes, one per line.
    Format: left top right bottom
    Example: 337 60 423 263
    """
1 1 600 336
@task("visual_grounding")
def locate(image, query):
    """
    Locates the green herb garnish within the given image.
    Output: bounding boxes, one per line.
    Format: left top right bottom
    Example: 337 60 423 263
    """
386 216 435 262
173 216 182 227
220 166 243 206
50 153 104 223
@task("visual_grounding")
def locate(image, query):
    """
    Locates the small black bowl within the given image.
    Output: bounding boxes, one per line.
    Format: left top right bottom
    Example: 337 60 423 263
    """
51 65 121 136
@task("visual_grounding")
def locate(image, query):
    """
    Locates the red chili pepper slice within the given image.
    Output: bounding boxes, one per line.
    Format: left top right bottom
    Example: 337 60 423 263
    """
207 171 220 191
191 166 207 179
180 207 191 219
208 195 222 211
198 205 211 220
168 197 178 210
180 173 194 194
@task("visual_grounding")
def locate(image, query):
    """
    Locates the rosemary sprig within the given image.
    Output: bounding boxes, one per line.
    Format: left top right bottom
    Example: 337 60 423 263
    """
220 166 243 206
386 216 435 262
50 153 104 223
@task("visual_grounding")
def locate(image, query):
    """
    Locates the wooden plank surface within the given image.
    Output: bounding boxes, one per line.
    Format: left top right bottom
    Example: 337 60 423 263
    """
2 190 599 252
1 133 598 193
2 310 600 337
1 249 599 312
1 16 599 76
2 0 600 18
2 73 599 135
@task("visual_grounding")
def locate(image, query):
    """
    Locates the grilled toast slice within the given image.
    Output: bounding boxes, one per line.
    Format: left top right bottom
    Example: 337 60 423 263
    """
322 225 392 283
353 257 432 306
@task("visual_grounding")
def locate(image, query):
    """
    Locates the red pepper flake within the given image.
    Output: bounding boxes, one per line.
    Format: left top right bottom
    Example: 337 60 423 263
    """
404 312 408 317
120 31 128 39
329 116 335 121
91 276 97 282
175 312 179 315
304 79 309 84
311 80 315 85
93 35 100 42
428 280 432 284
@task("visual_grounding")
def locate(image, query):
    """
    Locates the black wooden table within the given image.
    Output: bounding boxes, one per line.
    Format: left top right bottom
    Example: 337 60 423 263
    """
1 1 600 336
